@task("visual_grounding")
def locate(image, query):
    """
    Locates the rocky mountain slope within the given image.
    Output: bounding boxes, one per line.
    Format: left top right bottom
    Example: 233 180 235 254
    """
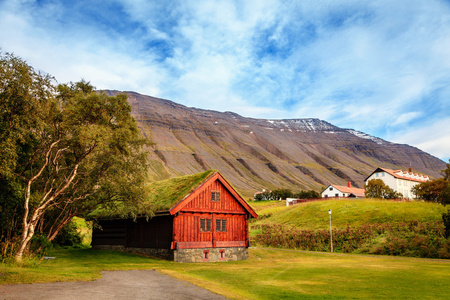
106 91 446 197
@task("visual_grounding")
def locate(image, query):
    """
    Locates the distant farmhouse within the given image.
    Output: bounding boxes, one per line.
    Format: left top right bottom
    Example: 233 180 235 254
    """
364 167 429 199
321 182 365 198
91 170 258 263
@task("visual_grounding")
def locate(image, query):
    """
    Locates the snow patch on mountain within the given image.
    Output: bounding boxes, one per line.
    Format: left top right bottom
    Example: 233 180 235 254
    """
265 118 338 131
347 130 385 145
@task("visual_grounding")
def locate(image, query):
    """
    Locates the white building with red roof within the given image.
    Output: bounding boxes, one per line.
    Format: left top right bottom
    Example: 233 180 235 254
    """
321 182 365 198
364 167 429 199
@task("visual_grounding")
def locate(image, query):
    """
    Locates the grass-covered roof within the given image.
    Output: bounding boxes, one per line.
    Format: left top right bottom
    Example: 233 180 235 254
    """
146 169 217 212
90 170 217 219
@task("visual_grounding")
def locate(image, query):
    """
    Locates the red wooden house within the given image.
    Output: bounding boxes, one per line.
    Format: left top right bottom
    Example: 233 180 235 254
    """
91 170 258 262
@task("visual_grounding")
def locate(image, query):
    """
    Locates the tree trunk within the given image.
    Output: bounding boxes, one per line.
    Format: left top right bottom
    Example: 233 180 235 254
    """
15 223 36 263
15 161 79 263
47 216 73 242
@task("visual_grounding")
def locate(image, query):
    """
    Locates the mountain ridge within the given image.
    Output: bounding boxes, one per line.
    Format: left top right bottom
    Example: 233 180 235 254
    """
105 90 445 197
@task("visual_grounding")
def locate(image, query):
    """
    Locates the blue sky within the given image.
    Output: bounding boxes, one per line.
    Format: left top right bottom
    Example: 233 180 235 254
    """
1 0 449 162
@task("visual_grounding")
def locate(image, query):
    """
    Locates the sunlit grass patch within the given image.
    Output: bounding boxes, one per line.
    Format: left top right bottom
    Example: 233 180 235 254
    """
1 248 449 299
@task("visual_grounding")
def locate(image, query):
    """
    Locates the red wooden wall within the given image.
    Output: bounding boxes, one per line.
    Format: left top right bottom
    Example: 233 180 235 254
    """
173 178 249 249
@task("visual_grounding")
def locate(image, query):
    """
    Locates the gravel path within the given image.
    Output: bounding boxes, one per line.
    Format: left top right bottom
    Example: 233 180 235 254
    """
0 270 227 300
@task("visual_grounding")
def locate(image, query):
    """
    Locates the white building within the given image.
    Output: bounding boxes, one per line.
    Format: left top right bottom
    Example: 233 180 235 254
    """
321 182 365 198
364 167 429 199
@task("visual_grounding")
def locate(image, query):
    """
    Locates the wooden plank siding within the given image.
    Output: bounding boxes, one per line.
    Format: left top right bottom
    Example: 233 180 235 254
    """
91 219 127 246
92 171 257 256
127 216 173 249
173 178 250 249
181 179 247 213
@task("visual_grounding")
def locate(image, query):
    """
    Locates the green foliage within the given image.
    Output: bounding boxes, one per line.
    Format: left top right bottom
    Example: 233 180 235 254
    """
0 52 56 179
271 188 293 200
294 189 320 199
443 161 450 180
0 52 149 260
52 222 83 248
29 235 52 257
254 188 319 201
412 178 449 204
254 221 448 258
365 179 403 199
0 178 23 257
443 210 450 239
91 170 217 219
254 191 272 201
413 161 450 205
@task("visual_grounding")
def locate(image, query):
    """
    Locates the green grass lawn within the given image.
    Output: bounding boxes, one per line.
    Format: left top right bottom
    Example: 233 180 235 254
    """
250 199 446 230
1 248 449 299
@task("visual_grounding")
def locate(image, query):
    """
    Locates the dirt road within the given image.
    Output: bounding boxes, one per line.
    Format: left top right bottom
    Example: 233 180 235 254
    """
0 270 227 299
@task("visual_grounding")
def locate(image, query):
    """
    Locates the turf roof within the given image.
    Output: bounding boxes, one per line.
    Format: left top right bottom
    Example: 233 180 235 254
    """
148 169 217 212
90 170 217 219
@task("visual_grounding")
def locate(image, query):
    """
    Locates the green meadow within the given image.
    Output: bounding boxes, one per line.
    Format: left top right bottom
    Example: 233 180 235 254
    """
1 248 449 299
1 198 449 299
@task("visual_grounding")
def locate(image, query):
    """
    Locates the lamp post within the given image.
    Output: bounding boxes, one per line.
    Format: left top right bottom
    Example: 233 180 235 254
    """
328 209 333 252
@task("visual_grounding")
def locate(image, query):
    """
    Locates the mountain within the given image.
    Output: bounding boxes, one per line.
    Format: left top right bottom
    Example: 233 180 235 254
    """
105 90 446 198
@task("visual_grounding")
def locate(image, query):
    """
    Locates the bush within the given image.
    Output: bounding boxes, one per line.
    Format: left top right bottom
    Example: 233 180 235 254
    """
438 239 450 259
52 222 83 248
255 188 320 201
443 210 450 238
30 234 53 257
254 221 449 259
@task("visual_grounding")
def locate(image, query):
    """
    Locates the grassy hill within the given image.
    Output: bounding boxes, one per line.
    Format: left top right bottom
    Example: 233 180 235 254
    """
249 199 449 258
250 198 446 230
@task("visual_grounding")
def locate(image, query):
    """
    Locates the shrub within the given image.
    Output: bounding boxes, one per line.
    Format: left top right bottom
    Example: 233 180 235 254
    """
254 221 448 259
30 234 53 257
443 210 450 238
52 222 83 248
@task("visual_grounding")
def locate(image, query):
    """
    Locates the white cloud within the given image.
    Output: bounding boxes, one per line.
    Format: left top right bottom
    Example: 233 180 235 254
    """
1 0 450 160
392 112 422 126
392 119 450 162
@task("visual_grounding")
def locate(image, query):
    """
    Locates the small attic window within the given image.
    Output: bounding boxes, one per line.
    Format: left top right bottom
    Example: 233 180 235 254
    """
211 191 220 201
329 187 333 191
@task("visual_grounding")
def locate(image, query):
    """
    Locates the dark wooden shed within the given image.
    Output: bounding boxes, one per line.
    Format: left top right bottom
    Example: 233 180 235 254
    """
91 170 258 262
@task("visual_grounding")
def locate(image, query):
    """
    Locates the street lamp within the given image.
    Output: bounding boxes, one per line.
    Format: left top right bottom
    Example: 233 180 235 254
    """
328 209 333 252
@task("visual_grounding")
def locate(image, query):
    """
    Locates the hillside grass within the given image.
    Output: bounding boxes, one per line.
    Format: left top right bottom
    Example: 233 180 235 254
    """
250 199 447 230
1 248 449 299
249 199 449 258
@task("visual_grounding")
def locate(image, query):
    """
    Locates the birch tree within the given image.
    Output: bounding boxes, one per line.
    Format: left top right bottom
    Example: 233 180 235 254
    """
0 53 149 262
